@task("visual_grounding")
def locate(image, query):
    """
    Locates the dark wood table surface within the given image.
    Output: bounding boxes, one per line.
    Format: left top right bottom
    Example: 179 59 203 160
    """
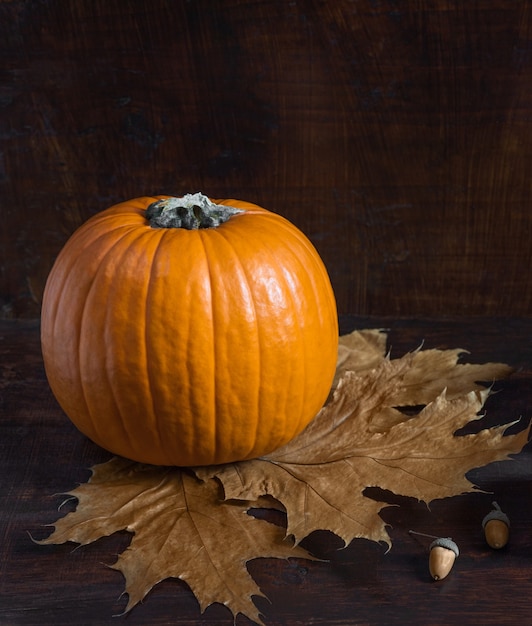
1 316 531 626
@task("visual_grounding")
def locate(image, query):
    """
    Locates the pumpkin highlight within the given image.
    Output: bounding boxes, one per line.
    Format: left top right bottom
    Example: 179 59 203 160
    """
41 194 338 466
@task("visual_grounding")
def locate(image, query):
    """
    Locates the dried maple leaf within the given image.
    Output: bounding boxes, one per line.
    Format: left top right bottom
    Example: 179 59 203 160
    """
333 328 388 388
39 329 530 625
197 333 528 548
37 457 315 625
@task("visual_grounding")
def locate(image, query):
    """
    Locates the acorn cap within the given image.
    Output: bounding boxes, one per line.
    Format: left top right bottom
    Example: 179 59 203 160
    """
482 502 510 529
429 537 459 557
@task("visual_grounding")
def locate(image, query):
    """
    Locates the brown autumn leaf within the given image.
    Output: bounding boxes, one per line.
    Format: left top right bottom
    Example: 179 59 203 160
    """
37 457 314 625
197 332 527 547
332 328 389 389
38 329 530 624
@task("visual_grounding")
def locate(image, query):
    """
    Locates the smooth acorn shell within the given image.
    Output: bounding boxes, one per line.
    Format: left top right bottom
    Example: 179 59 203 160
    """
482 503 510 549
429 538 459 581
484 518 509 549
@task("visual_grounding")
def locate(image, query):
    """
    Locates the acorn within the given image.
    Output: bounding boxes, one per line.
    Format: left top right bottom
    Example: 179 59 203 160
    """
482 501 510 549
428 537 459 581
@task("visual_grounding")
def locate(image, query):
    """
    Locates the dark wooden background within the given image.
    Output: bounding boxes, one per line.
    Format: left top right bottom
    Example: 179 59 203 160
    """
1 0 532 320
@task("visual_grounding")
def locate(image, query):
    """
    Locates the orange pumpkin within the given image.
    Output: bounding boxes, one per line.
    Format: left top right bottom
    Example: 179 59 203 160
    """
41 194 338 466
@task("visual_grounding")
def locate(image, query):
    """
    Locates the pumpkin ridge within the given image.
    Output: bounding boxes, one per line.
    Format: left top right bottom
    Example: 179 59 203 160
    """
196 229 218 464
255 212 327 267
48 219 151 452
265 216 338 431
237 222 305 450
42 222 137 450
137 225 217 466
45 218 135 333
257 213 339 359
208 226 263 462
212 222 305 457
269 252 308 444
143 227 172 463
281 224 338 330
78 226 139 450
43 244 92 434
261 226 323 442
106 225 186 463
101 229 157 454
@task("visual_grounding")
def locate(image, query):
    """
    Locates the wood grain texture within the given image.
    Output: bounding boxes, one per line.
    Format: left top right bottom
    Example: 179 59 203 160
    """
1 1 532 318
1 316 531 625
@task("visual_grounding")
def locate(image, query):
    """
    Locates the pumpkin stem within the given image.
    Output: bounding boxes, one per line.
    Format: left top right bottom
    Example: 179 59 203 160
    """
146 193 243 230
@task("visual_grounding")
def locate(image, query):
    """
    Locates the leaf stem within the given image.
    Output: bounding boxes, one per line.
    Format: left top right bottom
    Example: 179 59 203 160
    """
408 530 440 540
